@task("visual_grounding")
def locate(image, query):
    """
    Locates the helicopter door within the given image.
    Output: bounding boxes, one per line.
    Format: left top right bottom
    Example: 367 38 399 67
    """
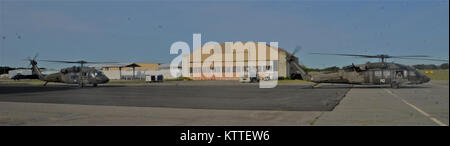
373 70 382 84
394 70 407 79
382 70 391 84
372 70 390 85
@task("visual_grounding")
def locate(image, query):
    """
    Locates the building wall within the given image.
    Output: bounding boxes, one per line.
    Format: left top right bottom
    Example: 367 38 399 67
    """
181 42 295 80
278 51 289 78
8 69 32 78
103 69 177 80
102 63 159 71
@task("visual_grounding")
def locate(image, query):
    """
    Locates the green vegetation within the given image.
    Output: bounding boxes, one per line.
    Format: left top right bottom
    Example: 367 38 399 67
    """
419 69 449 80
0 66 13 75
164 77 192 81
106 80 147 84
277 80 313 84
0 80 46 84
413 63 448 70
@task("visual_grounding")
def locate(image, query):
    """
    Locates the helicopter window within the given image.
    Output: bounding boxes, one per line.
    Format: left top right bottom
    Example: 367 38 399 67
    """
375 71 382 77
91 72 97 77
383 70 390 78
360 66 367 71
395 71 404 78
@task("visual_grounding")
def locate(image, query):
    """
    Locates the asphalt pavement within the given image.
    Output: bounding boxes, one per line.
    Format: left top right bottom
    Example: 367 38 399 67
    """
0 80 447 125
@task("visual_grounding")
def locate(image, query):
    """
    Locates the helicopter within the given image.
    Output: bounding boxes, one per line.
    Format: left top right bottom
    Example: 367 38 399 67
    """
286 48 448 88
26 55 114 87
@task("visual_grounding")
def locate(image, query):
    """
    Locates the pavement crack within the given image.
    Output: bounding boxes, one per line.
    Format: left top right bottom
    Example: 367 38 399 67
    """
309 112 324 125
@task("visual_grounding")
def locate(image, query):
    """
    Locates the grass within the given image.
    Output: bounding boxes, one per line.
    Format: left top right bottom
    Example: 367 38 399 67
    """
0 80 45 84
163 77 192 81
277 80 313 84
419 69 449 80
106 80 147 84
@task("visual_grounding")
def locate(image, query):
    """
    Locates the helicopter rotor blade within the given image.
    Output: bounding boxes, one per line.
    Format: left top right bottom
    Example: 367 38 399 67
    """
33 53 39 60
392 57 449 62
292 45 302 55
389 55 430 58
40 60 83 64
310 53 436 60
309 53 377 58
39 60 118 64
85 61 119 64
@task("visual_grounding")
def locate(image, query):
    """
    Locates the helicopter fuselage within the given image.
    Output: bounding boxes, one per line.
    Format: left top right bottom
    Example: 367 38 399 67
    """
41 67 110 85
30 60 109 86
307 62 430 86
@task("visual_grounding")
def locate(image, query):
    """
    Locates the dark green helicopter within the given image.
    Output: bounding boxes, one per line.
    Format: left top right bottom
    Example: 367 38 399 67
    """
27 55 115 87
287 50 447 88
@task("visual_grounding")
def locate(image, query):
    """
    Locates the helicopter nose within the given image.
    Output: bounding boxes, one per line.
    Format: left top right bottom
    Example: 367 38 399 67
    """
102 76 109 83
96 76 109 83
423 76 430 83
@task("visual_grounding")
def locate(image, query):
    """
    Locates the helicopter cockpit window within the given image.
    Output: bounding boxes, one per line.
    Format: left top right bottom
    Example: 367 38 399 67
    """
90 72 97 77
395 71 404 78
358 66 367 71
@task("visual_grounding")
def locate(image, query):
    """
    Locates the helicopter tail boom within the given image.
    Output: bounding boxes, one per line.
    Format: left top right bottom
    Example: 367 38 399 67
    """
29 60 46 80
291 62 311 81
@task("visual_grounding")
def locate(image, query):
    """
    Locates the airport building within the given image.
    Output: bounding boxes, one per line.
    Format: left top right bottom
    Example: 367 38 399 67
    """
91 63 178 80
181 42 300 80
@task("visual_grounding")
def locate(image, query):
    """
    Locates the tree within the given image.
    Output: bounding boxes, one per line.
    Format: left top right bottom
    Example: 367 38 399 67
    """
440 63 449 69
413 64 438 70
0 66 12 74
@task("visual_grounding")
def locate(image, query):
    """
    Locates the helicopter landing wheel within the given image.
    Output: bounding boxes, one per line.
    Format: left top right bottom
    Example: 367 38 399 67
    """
93 83 98 87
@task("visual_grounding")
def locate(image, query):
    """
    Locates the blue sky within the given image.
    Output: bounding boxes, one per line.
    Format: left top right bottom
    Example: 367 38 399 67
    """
0 0 448 69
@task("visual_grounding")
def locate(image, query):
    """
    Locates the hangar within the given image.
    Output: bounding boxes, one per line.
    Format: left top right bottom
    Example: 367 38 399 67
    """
181 42 301 80
90 63 178 80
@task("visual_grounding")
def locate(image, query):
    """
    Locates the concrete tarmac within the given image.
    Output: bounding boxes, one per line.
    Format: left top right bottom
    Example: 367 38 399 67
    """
0 80 448 125
0 84 349 111
315 80 448 126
